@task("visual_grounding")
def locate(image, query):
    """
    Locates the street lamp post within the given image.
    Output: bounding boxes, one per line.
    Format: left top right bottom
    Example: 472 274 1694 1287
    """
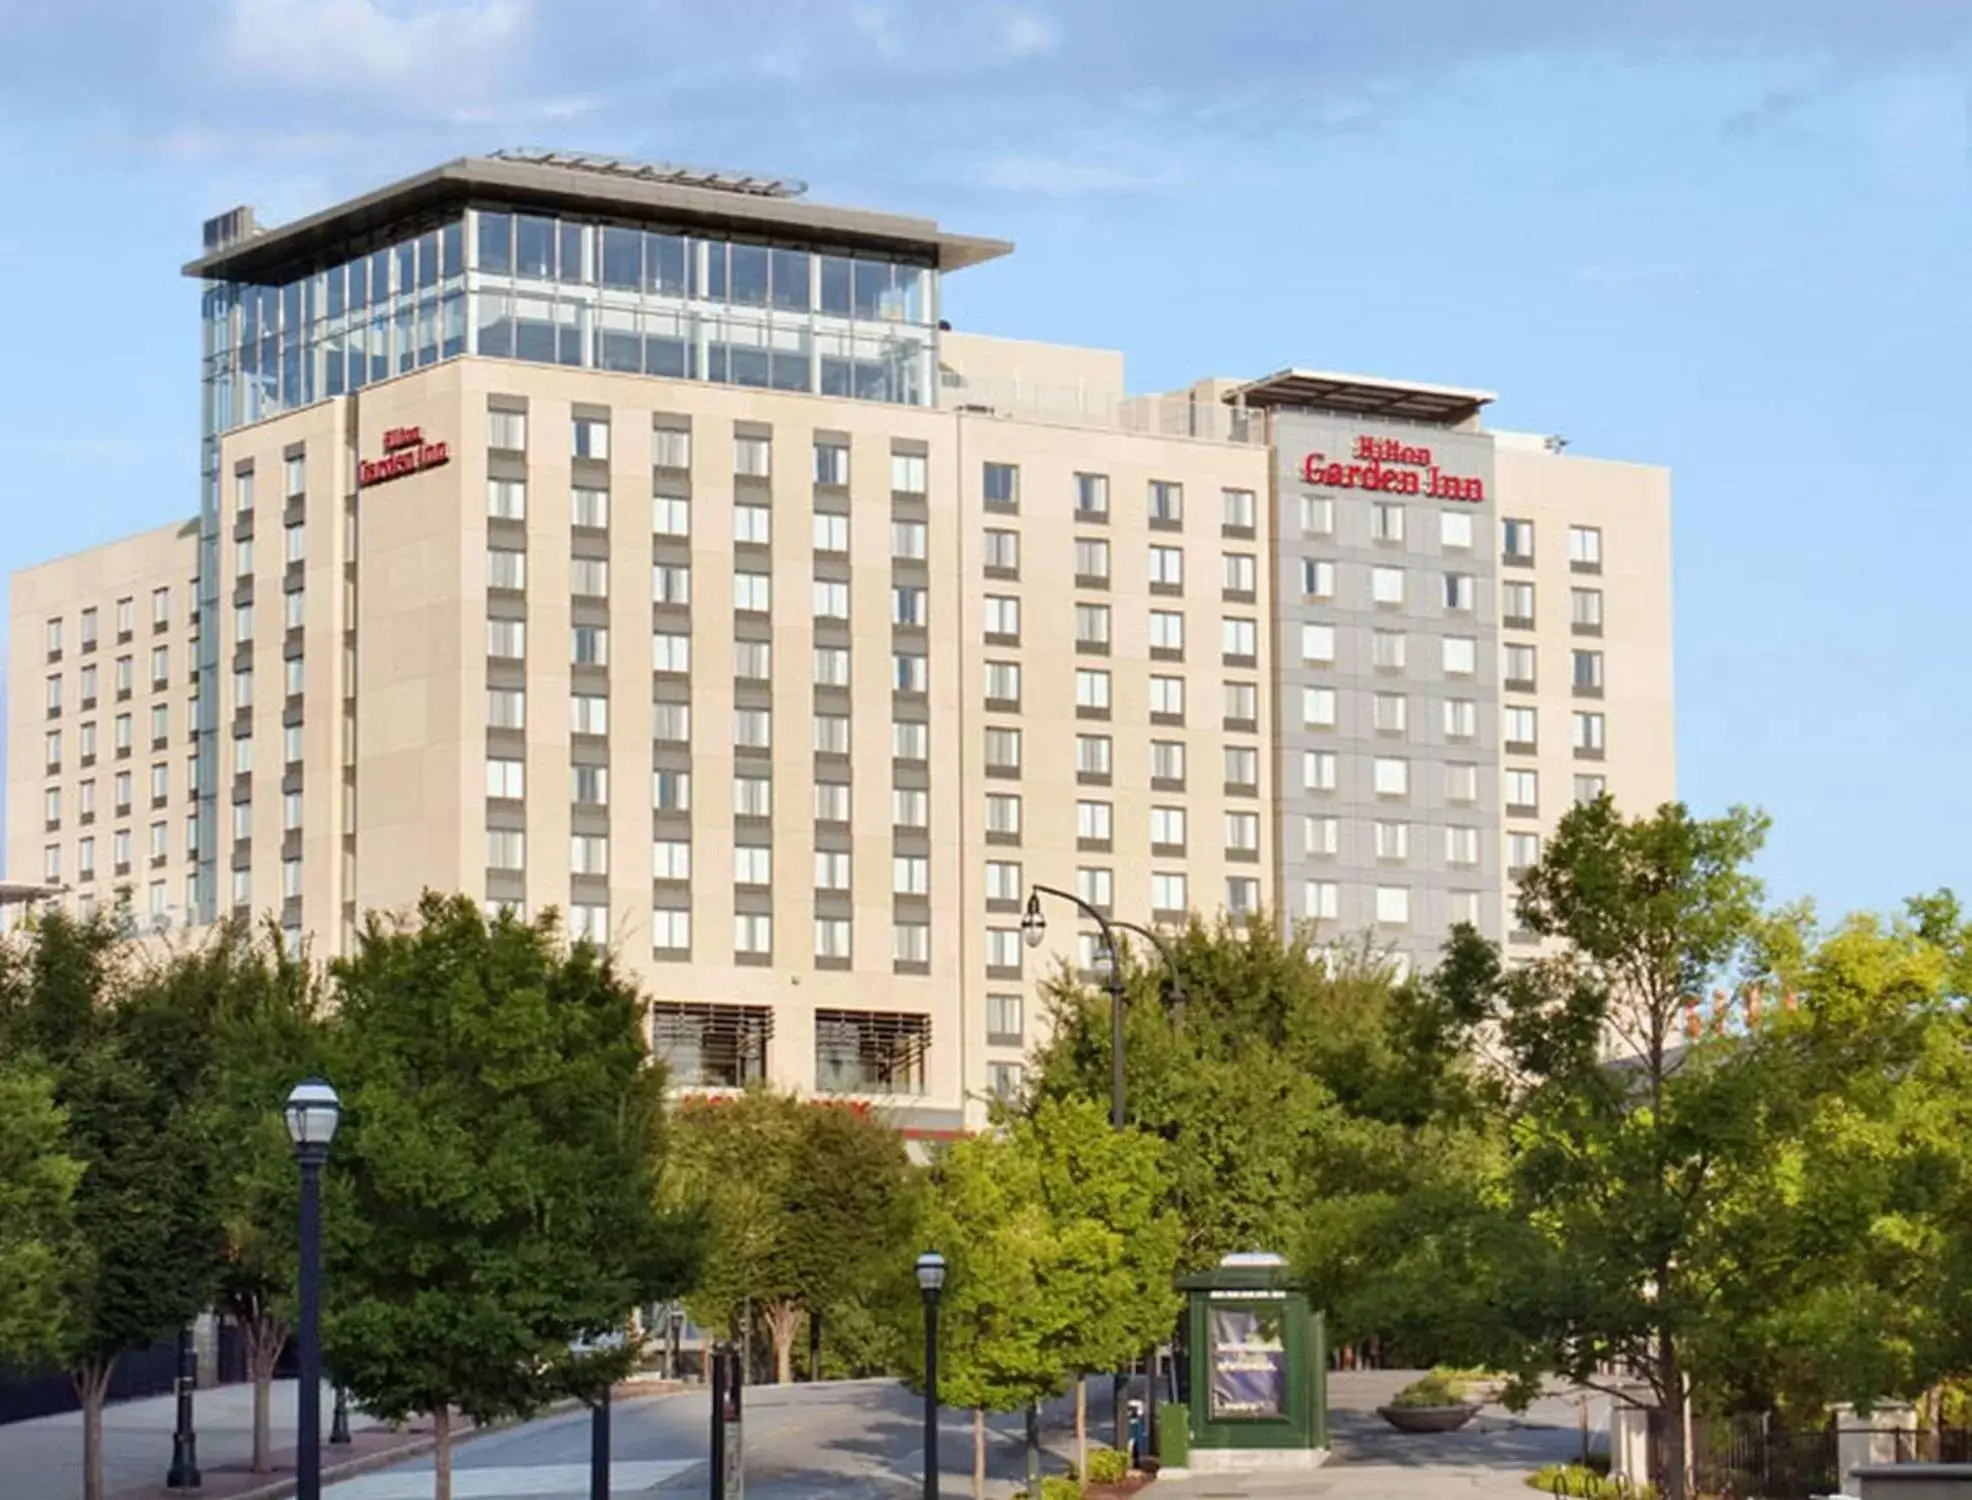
916 1251 946 1500
284 1078 342 1500
164 1324 200 1489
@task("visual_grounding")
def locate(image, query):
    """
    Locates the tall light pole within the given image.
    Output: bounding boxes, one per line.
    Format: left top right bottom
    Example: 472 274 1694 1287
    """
916 1251 946 1500
284 1078 341 1500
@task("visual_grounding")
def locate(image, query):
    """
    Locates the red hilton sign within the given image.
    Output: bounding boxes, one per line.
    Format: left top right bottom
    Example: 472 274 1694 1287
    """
359 426 450 488
1302 435 1486 502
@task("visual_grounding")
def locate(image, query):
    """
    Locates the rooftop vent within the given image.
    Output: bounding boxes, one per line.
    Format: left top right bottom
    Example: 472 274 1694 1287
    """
202 206 262 251
489 147 807 200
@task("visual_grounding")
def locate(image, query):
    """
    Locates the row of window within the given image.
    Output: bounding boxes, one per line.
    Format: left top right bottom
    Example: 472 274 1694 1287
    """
43 589 177 656
1292 496 1604 568
1298 561 1605 628
1296 692 1608 741
1295 749 1608 800
43 646 179 714
1302 882 1484 928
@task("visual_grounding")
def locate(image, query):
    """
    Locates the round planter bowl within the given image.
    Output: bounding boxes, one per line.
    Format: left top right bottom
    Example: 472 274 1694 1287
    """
1377 1403 1479 1433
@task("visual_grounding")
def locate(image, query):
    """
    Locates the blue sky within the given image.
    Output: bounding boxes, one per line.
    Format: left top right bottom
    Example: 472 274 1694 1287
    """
0 0 1967 918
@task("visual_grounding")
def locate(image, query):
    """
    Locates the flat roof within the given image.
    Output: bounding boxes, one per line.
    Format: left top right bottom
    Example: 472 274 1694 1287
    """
183 150 1014 284
0 882 63 905
1227 367 1496 426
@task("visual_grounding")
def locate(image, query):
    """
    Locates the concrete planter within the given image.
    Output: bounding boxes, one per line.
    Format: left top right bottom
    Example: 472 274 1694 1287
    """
1376 1403 1480 1433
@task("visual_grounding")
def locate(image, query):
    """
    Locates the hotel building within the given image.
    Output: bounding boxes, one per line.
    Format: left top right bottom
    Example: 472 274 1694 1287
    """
5 150 1673 1131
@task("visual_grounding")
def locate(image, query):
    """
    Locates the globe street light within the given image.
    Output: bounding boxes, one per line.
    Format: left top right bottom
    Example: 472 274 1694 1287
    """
916 1251 946 1500
284 1078 341 1500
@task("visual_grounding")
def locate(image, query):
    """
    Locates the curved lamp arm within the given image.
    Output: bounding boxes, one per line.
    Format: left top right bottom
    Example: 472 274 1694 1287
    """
1108 919 1189 1017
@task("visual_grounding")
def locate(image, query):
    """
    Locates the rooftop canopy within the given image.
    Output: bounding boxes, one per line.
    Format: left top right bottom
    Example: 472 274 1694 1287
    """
184 149 1013 285
1227 367 1496 427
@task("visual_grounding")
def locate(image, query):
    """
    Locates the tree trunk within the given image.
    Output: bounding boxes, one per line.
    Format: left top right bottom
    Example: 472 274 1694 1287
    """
1658 1327 1688 1500
74 1357 117 1500
245 1310 289 1473
1076 1375 1088 1480
433 1403 453 1500
972 1407 986 1500
760 1299 801 1385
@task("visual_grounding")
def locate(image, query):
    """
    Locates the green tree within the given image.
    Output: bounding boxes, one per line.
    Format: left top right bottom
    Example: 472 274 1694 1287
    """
324 895 692 1500
0 1061 83 1368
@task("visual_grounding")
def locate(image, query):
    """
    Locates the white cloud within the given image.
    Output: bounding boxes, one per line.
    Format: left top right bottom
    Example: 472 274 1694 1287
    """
993 8 1060 60
977 152 1180 199
223 0 529 91
850 4 904 62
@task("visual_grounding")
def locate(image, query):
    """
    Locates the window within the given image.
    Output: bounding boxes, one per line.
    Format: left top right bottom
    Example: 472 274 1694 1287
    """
814 850 852 892
1075 473 1109 518
487 408 527 451
812 647 850 688
79 780 96 818
734 776 773 817
1371 566 1405 606
654 764 694 812
812 513 850 553
1301 623 1335 665
1506 768 1539 810
1374 821 1410 862
1574 774 1608 804
653 496 690 537
43 786 60 825
986 928 1024 971
812 714 849 755
893 719 929 759
733 435 771 477
572 624 609 666
813 579 850 620
117 771 135 815
488 548 526 589
1504 581 1536 627
1301 494 1334 534
1225 811 1260 854
735 914 772 955
893 651 928 692
1151 740 1185 782
1223 488 1256 530
282 790 303 832
1077 866 1114 910
983 528 1019 571
814 441 849 486
570 558 609 597
724 505 769 549
733 707 772 750
116 597 135 636
1224 681 1257 723
651 703 691 746
1568 525 1603 567
1075 538 1111 582
571 834 610 876
888 787 923 827
1077 734 1112 777
1222 552 1256 594
1227 876 1261 917
1149 546 1184 588
984 860 1023 903
652 427 692 470
115 712 134 751
1304 749 1338 792
1504 643 1537 687
1573 650 1605 690
1371 502 1406 543
891 452 927 494
150 647 169 688
813 917 852 961
1447 890 1482 927
571 695 608 735
285 590 304 629
486 758 525 800
1443 636 1477 676
984 726 1023 772
1373 757 1409 797
892 855 930 896
46 674 62 713
653 632 691 673
572 487 609 528
1143 873 1187 916
1150 611 1185 654
731 844 771 887
983 462 1018 505
652 839 692 881
117 823 136 863
983 595 1020 639
1225 744 1258 789
1077 604 1112 649
1445 826 1480 868
1148 480 1183 523
733 571 771 612
653 908 692 952
1375 886 1411 925
1302 687 1337 729
1571 587 1604 630
1304 815 1339 856
1076 800 1112 842
489 687 526 729
1221 617 1256 659
1444 699 1478 739
1300 558 1334 599
487 478 526 519
1443 573 1475 612
1440 510 1474 549
1305 880 1340 921
1150 806 1187 849
284 522 306 564
734 640 772 681
985 793 1023 836
1508 832 1542 873
235 539 255 579
487 829 526 870
1505 706 1538 748
150 761 169 800
47 616 65 655
892 586 928 627
1149 675 1184 719
1502 518 1535 561
987 993 1024 1040
1372 630 1407 672
487 619 526 659
1572 711 1607 753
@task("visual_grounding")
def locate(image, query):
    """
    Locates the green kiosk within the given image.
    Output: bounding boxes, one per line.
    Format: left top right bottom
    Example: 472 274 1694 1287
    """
1169 1251 1329 1473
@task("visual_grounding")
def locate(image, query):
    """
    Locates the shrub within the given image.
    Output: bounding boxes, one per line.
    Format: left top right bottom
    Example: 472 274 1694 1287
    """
1085 1447 1129 1483
1526 1463 1657 1500
1012 1479 1082 1500
1389 1369 1474 1408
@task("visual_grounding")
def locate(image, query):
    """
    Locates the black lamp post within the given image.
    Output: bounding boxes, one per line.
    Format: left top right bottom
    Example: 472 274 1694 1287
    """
916 1251 945 1500
668 1305 684 1382
165 1324 200 1489
284 1078 341 1500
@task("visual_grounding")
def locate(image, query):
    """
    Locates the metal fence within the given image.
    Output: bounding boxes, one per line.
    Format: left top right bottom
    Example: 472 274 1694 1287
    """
1646 1413 1972 1498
